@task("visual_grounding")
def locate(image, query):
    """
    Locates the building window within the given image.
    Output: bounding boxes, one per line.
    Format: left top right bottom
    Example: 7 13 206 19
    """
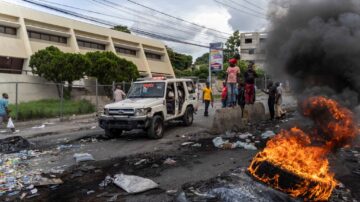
0 56 24 74
241 49 249 54
28 30 67 44
115 47 137 56
249 49 255 55
145 52 162 60
0 25 17 36
245 38 253 44
77 39 105 50
260 38 266 43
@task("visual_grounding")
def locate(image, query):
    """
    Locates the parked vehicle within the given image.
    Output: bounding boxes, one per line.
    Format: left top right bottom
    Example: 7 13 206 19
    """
99 78 197 139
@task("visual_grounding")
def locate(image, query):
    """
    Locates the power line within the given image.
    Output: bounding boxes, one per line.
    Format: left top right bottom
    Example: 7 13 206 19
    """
90 0 229 40
21 0 211 48
226 0 266 15
214 0 267 19
37 0 228 41
105 0 232 36
239 0 267 12
25 0 203 44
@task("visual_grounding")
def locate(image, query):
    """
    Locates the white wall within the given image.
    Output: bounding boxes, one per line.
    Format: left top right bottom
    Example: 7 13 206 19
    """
0 73 58 103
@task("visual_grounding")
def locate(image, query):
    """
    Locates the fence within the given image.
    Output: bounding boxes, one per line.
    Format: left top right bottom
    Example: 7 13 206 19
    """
0 80 131 121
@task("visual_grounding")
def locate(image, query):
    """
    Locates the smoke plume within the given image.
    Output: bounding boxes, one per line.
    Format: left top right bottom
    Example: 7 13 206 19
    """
265 0 360 108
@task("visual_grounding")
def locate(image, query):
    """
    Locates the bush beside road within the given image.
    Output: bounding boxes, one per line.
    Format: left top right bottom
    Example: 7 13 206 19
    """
8 99 95 121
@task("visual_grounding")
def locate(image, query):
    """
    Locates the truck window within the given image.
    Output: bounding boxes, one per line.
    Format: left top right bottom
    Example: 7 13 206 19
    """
186 81 195 94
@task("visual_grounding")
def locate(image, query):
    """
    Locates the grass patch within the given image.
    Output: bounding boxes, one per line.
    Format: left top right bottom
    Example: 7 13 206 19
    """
8 99 95 121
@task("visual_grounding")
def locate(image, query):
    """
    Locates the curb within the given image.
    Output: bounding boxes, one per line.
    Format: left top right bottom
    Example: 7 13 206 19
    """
14 113 97 128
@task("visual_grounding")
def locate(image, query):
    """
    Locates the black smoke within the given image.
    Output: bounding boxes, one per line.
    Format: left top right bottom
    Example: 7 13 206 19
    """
265 0 360 108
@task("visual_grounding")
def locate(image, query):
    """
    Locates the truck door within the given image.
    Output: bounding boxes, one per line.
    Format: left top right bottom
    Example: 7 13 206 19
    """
165 82 176 118
176 82 186 115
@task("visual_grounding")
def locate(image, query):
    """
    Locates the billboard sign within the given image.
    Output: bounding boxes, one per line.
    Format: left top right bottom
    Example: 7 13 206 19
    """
209 42 224 72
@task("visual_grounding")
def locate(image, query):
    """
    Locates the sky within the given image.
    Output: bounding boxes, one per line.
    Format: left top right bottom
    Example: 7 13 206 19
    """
3 0 270 59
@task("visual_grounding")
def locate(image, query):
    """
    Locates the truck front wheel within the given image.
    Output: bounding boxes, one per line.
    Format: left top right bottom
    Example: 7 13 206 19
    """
147 115 164 139
182 106 194 126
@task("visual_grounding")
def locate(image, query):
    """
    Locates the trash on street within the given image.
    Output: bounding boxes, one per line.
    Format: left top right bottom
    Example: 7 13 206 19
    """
32 124 45 129
73 153 95 163
113 173 158 194
261 131 276 139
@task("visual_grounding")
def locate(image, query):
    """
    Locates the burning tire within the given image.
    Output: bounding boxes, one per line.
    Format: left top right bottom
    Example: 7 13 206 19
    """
248 153 336 201
248 96 357 201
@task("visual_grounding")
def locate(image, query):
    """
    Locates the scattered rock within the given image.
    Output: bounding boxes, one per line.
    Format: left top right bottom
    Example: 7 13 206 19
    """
87 190 95 195
163 158 176 165
166 190 178 195
134 159 148 166
181 142 194 146
192 143 202 148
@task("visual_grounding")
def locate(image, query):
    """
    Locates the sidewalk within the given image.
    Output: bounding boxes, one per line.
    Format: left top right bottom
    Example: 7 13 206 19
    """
0 113 99 139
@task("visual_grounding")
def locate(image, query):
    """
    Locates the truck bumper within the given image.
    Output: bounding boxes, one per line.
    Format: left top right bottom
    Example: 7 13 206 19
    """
99 115 151 131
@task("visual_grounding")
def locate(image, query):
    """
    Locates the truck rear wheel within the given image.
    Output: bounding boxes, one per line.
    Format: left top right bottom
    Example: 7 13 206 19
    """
105 129 123 139
182 106 194 126
147 115 164 139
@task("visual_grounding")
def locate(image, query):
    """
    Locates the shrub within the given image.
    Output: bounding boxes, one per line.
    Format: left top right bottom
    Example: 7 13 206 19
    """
8 99 95 121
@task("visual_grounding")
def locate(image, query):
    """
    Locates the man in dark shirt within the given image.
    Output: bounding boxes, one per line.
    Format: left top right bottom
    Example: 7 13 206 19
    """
262 81 276 120
244 62 258 104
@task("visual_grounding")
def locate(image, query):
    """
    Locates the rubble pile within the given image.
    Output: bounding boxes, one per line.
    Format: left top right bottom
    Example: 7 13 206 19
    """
211 130 275 151
0 149 62 199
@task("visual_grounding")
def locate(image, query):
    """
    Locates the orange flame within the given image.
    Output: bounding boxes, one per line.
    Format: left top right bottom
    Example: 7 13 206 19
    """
248 96 358 201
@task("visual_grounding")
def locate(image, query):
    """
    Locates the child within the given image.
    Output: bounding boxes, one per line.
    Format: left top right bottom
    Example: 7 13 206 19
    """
202 82 213 117
221 82 227 108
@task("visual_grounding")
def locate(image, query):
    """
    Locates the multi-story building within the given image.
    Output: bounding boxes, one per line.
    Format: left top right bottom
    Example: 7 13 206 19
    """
240 32 267 69
0 1 175 78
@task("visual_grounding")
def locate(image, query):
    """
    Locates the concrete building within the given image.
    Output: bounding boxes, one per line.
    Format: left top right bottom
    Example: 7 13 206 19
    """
0 1 175 78
240 32 267 69
0 1 175 103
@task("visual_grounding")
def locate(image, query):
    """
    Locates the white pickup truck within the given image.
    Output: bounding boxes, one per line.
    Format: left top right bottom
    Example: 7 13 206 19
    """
99 78 198 139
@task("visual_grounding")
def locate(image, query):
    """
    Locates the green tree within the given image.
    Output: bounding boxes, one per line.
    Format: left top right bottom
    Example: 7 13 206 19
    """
194 53 209 66
193 65 209 80
174 69 193 78
167 47 192 71
85 51 139 85
224 30 240 62
112 25 131 34
29 46 90 98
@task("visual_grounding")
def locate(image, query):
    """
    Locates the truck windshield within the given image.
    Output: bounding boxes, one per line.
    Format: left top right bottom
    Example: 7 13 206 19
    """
127 82 165 98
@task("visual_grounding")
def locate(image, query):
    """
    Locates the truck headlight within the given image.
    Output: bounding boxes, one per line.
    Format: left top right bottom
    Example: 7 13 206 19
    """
135 108 151 116
103 108 109 115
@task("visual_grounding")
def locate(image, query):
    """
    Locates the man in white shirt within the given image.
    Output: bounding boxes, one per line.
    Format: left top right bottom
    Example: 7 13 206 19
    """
275 82 286 119
113 85 126 102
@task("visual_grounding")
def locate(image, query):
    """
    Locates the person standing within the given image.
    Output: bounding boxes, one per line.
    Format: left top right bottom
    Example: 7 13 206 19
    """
221 82 227 108
0 93 9 129
225 58 240 107
0 93 15 132
275 82 286 119
113 85 126 102
244 62 258 104
237 82 246 117
262 81 276 120
202 82 213 117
